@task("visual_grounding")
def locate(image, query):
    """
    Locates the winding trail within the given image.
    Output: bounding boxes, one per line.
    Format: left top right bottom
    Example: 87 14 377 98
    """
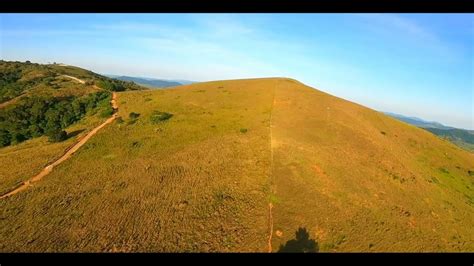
0 93 25 109
62 75 86 84
1 75 93 109
0 88 118 199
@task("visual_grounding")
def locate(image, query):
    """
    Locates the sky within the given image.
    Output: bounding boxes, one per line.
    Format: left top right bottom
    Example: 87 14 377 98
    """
1 14 473 129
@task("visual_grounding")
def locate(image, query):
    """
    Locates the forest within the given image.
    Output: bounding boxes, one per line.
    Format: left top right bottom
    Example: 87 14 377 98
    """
0 91 112 147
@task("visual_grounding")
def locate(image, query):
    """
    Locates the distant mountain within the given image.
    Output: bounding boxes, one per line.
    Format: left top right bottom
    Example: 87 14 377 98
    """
384 112 474 152
172 79 195 85
105 75 194 88
383 112 454 130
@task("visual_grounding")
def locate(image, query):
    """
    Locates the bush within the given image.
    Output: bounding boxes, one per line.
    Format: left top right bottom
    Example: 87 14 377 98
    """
129 112 140 119
96 79 125 92
47 129 67 142
0 130 11 147
150 111 173 124
100 106 114 118
240 128 248 133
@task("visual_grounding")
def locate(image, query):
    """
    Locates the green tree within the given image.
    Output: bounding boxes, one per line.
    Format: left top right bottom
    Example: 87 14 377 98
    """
47 128 67 142
0 130 11 147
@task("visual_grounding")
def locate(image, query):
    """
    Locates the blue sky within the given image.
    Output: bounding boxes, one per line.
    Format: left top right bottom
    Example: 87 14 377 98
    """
1 14 473 129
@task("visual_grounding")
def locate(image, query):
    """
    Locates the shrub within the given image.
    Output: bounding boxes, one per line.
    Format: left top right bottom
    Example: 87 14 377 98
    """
240 128 248 133
95 79 125 92
47 129 67 142
0 130 11 147
100 107 114 118
150 111 173 124
439 167 449 174
129 112 140 119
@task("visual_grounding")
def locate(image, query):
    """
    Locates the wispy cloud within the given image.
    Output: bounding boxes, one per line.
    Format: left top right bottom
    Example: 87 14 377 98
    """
353 14 460 62
86 16 289 80
192 14 256 38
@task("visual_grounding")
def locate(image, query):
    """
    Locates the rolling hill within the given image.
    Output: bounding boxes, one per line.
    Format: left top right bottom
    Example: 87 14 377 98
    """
0 60 145 194
0 61 143 105
0 72 473 252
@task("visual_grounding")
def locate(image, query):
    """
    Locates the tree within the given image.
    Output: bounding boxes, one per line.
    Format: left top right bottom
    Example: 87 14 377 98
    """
28 124 43 137
0 130 11 147
47 128 67 142
10 132 26 145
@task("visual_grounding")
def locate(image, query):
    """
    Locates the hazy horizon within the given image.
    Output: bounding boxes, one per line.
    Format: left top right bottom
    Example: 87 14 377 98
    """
1 14 472 129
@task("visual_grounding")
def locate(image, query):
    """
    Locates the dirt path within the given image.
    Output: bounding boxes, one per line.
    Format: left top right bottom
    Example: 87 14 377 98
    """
0 92 118 199
267 80 277 253
0 93 25 109
62 75 86 84
268 202 274 252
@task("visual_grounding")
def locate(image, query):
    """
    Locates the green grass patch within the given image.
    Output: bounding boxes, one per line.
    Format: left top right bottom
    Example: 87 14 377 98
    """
150 111 173 124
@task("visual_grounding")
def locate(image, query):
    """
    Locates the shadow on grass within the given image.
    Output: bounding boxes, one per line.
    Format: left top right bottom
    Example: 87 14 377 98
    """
67 129 85 139
278 227 319 253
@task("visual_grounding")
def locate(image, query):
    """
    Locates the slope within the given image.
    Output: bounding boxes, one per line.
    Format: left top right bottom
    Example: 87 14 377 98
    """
0 61 146 194
0 78 472 252
270 79 473 251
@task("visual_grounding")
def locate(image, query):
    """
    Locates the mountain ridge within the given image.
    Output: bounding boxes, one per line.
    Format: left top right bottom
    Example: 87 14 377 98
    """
105 74 195 88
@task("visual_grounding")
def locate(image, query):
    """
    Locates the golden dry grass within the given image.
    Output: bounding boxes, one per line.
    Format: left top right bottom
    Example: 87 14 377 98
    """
269 79 474 252
0 114 112 195
0 78 472 252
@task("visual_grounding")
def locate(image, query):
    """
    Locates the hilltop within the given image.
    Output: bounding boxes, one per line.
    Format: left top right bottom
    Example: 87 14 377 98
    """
0 73 473 252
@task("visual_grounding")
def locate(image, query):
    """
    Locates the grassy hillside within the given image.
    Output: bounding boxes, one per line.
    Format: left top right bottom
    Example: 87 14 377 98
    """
0 78 472 252
0 61 146 194
269 79 473 252
0 61 142 106
0 61 146 145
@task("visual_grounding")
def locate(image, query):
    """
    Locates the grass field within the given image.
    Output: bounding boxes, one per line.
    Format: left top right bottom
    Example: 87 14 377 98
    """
0 78 472 252
0 113 114 195
269 79 473 251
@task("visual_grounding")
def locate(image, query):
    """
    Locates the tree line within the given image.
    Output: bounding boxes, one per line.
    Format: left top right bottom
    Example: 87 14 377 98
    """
0 91 112 147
